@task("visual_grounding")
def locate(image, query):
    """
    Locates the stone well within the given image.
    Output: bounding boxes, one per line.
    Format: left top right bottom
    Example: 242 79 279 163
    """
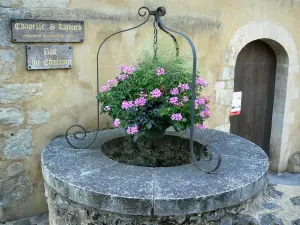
41 128 269 225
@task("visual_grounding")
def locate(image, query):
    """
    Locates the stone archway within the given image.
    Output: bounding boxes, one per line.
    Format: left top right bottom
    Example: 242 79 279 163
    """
216 21 299 172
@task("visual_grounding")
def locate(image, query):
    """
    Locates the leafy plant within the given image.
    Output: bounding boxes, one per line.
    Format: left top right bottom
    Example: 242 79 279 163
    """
97 50 211 138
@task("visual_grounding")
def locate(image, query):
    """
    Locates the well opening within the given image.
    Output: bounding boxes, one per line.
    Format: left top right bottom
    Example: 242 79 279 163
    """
101 135 203 167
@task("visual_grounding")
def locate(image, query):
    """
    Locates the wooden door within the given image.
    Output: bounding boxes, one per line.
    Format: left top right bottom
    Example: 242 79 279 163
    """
230 40 276 155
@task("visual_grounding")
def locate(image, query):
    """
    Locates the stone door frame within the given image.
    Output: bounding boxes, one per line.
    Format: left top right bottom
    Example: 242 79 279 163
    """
216 20 299 172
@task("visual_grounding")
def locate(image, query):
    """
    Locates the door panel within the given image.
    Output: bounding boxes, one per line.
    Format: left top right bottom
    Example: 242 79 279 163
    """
230 40 276 154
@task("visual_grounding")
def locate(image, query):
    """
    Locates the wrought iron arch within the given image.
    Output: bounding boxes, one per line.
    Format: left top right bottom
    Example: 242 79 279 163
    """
65 6 221 173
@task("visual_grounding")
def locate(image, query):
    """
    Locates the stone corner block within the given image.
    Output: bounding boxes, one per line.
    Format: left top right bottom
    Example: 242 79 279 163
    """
0 0 21 7
0 50 16 82
219 67 234 81
287 151 300 174
216 89 234 106
4 128 32 159
0 83 43 104
23 0 69 8
0 107 24 127
28 109 50 125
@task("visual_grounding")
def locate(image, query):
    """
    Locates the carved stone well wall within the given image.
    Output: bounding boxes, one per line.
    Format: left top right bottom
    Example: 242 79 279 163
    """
41 128 268 225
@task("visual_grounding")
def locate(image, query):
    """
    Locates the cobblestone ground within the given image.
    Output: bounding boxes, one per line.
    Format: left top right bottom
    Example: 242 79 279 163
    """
2 173 300 225
1 213 49 225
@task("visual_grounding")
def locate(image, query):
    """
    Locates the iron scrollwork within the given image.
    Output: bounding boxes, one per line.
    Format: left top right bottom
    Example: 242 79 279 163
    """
65 6 222 172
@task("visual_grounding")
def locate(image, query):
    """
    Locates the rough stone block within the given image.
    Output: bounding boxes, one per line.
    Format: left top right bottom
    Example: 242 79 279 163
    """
259 214 284 225
220 217 233 225
287 152 300 173
214 81 225 89
0 162 24 179
0 0 21 7
226 80 234 89
4 129 32 159
0 8 32 47
216 89 233 106
233 214 259 225
28 110 50 125
206 209 225 221
0 84 43 104
0 50 15 82
0 108 24 127
30 213 49 224
219 67 234 80
262 202 279 210
0 162 33 209
290 196 300 205
292 218 300 225
23 0 69 8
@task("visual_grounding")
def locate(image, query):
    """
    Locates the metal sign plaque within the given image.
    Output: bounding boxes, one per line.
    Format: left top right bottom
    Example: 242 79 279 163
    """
26 45 72 70
12 19 84 43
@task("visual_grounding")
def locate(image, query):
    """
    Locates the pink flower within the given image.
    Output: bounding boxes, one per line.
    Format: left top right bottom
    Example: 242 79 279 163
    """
127 125 139 135
134 97 147 107
196 76 207 86
171 113 183 121
119 65 136 74
183 96 188 102
196 123 206 131
150 88 162 98
178 83 190 91
104 106 110 112
100 85 110 92
204 104 210 110
156 67 165 76
118 65 136 75
205 109 211 117
199 124 206 130
126 66 136 75
200 111 205 118
195 97 206 109
208 96 213 102
169 97 178 104
113 119 121 127
121 100 134 109
118 74 128 81
170 88 179 95
106 79 118 86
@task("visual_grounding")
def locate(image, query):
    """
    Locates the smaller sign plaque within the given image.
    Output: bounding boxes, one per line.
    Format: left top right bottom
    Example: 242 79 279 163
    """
230 91 242 116
26 45 72 70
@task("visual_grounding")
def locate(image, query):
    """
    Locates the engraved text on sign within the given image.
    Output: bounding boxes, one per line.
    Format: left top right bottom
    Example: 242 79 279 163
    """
12 20 84 43
27 45 72 70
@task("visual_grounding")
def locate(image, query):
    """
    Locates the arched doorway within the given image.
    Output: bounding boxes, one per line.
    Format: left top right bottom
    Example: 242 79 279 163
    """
230 40 277 155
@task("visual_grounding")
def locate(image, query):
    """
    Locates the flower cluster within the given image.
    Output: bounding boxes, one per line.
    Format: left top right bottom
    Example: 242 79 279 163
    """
134 97 147 107
127 125 139 134
150 88 162 98
97 56 211 137
122 100 134 109
156 67 165 76
171 113 183 121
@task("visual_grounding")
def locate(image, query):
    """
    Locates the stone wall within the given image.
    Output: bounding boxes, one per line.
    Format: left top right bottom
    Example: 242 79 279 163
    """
1 0 300 222
45 183 264 225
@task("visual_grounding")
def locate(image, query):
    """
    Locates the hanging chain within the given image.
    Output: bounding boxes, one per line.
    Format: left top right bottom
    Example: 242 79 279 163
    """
153 18 158 61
